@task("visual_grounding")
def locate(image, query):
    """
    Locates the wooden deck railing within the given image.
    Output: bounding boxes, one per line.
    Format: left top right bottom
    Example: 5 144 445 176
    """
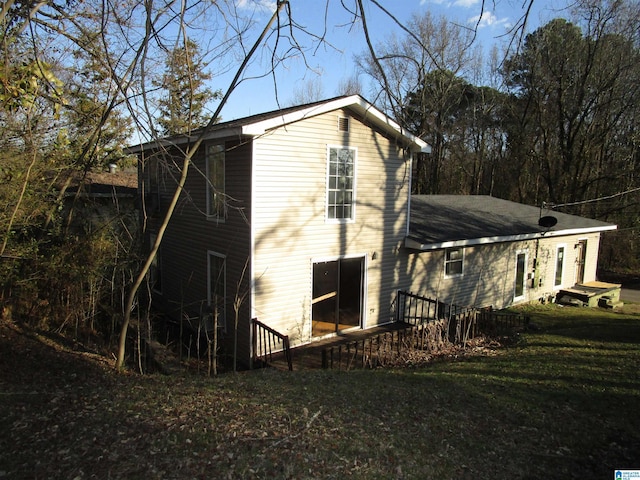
396 290 440 325
250 293 529 372
321 326 422 370
396 290 475 325
313 291 532 371
397 290 479 341
251 318 293 371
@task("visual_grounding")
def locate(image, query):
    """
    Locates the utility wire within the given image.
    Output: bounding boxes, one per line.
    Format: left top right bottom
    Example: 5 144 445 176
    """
545 186 640 209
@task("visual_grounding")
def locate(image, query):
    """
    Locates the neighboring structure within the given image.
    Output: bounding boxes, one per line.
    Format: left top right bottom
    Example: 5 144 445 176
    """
132 95 616 367
61 168 138 235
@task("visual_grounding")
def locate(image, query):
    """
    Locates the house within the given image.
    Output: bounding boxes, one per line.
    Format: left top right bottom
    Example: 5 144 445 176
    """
131 95 616 367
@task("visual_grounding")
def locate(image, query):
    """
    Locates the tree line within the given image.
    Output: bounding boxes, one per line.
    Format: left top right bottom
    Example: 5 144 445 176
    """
358 2 639 271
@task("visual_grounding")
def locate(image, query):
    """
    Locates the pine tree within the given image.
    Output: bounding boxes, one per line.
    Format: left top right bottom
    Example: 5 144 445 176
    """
156 40 220 136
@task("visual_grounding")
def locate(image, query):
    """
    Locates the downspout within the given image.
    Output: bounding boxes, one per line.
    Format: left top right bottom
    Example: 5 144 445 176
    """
406 147 413 238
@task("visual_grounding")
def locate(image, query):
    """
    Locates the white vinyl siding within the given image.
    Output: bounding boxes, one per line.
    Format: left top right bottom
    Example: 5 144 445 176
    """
398 233 603 310
251 110 410 345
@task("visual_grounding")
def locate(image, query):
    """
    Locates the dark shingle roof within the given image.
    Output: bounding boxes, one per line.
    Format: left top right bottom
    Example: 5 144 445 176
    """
407 195 616 250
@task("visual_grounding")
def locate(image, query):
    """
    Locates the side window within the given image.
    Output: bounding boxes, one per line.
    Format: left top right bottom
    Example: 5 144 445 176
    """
206 144 225 219
207 251 226 332
444 247 464 277
554 245 565 287
326 146 356 221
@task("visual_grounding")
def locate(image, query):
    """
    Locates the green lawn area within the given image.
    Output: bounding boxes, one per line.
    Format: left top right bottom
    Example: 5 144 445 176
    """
1 304 639 479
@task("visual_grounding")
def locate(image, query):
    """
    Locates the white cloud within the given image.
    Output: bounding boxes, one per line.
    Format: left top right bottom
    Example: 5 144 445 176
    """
468 11 510 29
236 0 277 13
420 0 479 6
452 0 480 7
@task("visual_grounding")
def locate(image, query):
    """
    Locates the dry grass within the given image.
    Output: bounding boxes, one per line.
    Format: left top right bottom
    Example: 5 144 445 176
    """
1 304 639 479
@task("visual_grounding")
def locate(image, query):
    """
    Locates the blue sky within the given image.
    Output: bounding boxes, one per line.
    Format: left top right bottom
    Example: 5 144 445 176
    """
218 0 572 120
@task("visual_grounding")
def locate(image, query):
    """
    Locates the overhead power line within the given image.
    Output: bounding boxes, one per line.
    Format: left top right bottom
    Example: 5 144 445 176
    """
544 186 640 209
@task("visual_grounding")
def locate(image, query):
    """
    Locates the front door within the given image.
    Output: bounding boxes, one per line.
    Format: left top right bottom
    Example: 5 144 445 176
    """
575 239 587 285
312 257 363 337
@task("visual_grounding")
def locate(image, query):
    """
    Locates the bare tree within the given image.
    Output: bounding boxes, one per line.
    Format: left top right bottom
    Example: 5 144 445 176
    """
116 2 290 370
354 8 483 194
288 76 325 105
336 74 363 96
1 0 546 369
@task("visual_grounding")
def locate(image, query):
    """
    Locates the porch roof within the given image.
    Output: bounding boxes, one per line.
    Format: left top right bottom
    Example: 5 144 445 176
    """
406 195 617 251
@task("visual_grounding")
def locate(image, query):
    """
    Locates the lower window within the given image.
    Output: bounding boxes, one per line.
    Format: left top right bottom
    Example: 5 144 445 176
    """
514 251 527 299
444 247 464 277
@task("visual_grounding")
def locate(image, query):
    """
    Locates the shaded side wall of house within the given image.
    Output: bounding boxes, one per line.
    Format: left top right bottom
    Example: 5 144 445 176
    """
396 232 602 310
251 107 411 348
142 139 253 365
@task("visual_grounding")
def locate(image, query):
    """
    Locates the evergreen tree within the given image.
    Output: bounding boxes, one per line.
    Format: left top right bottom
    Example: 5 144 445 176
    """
156 40 221 136
62 37 133 171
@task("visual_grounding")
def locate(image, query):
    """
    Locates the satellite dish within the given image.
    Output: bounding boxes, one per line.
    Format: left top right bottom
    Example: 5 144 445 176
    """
538 215 558 228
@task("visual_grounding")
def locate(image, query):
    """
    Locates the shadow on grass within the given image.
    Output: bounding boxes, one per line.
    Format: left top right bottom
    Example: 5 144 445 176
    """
515 304 640 344
2 307 640 480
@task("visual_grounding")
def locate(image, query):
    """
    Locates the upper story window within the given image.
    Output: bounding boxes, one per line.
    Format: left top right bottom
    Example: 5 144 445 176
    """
206 144 225 219
326 146 356 222
444 247 464 277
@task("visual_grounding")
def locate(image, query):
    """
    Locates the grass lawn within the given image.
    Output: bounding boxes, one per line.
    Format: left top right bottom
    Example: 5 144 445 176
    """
1 304 639 479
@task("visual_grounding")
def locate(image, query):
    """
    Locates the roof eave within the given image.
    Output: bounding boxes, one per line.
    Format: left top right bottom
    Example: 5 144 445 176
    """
126 126 245 154
242 95 430 152
405 224 617 251
127 95 430 153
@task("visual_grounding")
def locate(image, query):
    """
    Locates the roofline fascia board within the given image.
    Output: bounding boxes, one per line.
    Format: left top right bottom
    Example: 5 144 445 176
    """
127 127 244 154
242 95 429 152
405 225 618 251
242 95 362 135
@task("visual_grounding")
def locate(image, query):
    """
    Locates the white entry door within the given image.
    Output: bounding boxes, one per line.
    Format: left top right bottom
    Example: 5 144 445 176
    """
514 251 527 301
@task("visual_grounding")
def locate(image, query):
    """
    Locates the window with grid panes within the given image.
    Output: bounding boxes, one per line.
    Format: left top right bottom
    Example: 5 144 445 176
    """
326 146 355 221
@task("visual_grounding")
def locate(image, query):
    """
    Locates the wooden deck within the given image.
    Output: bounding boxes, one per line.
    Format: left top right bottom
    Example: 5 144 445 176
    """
266 322 414 371
253 291 530 371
